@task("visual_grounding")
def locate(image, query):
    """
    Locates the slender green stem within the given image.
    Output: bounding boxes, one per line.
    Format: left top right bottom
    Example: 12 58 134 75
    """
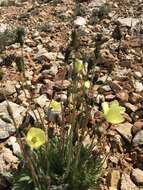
65 76 78 178
5 99 42 190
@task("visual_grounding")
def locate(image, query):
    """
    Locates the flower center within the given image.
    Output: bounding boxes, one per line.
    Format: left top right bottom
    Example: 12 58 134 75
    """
31 137 37 144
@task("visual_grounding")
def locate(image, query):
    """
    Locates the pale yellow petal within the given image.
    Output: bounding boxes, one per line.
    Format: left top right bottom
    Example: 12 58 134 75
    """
26 127 46 149
74 59 84 73
50 100 61 111
102 102 109 115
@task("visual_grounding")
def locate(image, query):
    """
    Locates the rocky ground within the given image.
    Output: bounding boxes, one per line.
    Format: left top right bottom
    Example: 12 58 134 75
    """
0 0 143 189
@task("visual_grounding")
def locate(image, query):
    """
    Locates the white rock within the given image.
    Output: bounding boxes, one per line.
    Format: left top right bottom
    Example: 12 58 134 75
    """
74 17 87 26
134 80 143 92
57 52 64 60
0 23 8 33
8 136 21 155
96 94 105 104
12 142 21 155
0 147 18 173
35 94 49 108
0 101 26 139
121 173 139 190
115 123 132 143
0 101 26 120
8 136 16 145
134 71 142 78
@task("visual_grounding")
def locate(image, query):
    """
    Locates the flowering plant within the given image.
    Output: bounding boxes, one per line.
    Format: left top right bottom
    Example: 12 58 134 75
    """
26 127 46 150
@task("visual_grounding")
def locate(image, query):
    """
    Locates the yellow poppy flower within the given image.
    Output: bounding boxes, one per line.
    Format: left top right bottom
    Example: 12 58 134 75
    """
49 100 61 112
26 128 46 149
74 59 84 73
102 100 125 124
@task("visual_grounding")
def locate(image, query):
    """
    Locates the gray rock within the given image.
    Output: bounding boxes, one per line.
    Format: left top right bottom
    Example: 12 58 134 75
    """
0 57 3 64
132 130 143 149
35 45 57 61
17 89 30 106
109 81 122 92
0 0 26 6
0 119 15 139
0 101 26 139
97 75 109 83
54 80 70 90
8 136 21 155
131 168 143 186
132 121 143 136
120 173 139 190
124 102 138 112
37 21 55 33
0 0 13 6
0 147 18 174
35 94 49 108
115 123 132 143
132 18 143 36
109 132 123 151
118 17 139 28
34 45 48 58
0 81 16 101
41 66 58 77
130 93 143 104
89 0 106 7
15 0 27 5
95 94 105 104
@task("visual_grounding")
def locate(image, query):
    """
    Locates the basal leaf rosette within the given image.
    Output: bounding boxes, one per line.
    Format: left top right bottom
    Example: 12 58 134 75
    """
102 100 125 124
26 127 46 149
